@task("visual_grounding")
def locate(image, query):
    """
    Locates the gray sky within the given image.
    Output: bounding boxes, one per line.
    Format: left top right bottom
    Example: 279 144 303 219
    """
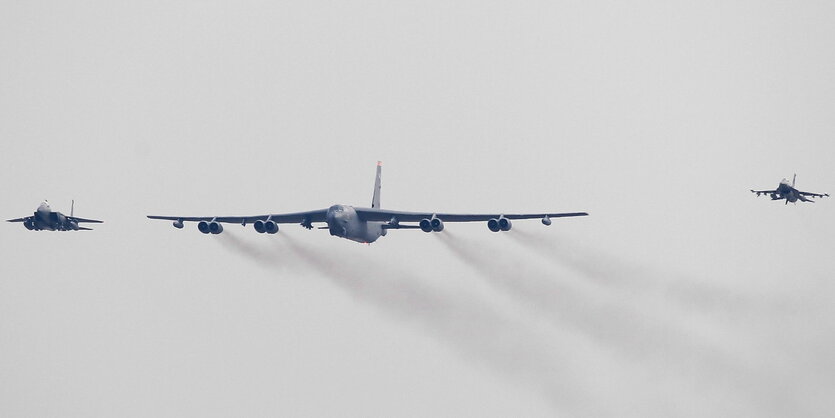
2 1 834 416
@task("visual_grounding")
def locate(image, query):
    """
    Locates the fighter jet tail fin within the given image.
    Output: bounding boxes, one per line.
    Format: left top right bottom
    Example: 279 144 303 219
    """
371 161 382 209
71 200 74 217
792 173 797 188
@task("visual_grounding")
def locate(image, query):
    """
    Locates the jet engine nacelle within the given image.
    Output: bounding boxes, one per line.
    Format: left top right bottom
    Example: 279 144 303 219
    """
209 221 224 234
487 217 511 232
69 220 79 231
23 219 35 230
487 218 501 232
252 220 278 234
254 219 278 234
198 221 223 234
419 218 433 232
420 217 444 232
264 220 278 234
173 220 184 229
498 216 511 231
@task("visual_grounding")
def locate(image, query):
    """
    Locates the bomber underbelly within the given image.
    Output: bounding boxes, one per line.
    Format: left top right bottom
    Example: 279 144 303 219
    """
342 222 383 244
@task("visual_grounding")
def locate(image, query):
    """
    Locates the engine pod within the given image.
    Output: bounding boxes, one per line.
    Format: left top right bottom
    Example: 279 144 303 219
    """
487 218 500 232
198 221 211 234
498 217 511 231
264 220 279 234
209 221 223 234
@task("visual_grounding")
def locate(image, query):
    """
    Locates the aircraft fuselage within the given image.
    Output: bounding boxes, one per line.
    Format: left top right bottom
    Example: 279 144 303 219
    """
26 203 75 231
774 182 799 202
326 205 386 243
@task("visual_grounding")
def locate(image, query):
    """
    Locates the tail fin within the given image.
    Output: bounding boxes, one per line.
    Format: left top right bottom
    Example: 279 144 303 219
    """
371 161 382 208
792 173 797 188
71 200 74 217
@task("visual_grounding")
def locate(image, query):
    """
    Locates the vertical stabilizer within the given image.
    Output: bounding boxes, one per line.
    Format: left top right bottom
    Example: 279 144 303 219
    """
71 200 74 217
372 161 382 208
792 173 797 188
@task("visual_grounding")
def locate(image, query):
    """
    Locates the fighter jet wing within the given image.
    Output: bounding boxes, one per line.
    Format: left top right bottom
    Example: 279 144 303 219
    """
354 208 588 223
750 189 777 196
797 190 829 198
147 209 329 225
68 216 104 223
6 216 31 222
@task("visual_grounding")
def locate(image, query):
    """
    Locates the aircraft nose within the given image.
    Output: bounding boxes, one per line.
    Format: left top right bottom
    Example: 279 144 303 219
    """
326 208 339 223
326 207 345 236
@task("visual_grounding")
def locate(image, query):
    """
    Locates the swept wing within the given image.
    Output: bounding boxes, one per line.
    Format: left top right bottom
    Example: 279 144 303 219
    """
147 209 329 225
6 217 31 223
354 208 588 223
797 190 829 198
68 216 104 223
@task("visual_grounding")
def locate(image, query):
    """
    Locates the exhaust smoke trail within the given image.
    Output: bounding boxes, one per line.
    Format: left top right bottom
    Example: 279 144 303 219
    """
277 237 611 415
435 232 801 415
212 231 616 414
216 232 290 270
507 229 750 314
211 231 806 416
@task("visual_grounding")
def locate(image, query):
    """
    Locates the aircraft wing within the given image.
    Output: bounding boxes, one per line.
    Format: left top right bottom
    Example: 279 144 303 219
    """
354 208 588 223
68 216 104 223
6 216 31 223
147 209 329 225
798 190 829 198
750 189 776 196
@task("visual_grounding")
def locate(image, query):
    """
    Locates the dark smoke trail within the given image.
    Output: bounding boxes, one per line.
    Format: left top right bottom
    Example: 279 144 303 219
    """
277 237 605 415
216 232 289 270
434 232 796 414
507 229 752 314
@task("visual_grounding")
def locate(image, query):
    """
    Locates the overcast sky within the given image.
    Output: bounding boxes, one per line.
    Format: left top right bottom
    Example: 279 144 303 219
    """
2 1 834 417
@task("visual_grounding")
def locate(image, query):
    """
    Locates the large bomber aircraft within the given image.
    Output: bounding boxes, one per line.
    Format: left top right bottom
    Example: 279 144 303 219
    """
751 174 829 204
7 201 103 231
148 162 589 244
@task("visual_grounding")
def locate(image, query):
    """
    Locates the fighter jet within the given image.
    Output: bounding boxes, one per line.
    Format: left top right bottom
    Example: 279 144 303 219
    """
147 162 589 243
7 201 104 231
751 174 829 204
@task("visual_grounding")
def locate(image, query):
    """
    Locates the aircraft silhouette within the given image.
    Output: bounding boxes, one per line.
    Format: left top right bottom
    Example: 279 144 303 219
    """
751 174 829 204
148 162 588 243
7 201 103 231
